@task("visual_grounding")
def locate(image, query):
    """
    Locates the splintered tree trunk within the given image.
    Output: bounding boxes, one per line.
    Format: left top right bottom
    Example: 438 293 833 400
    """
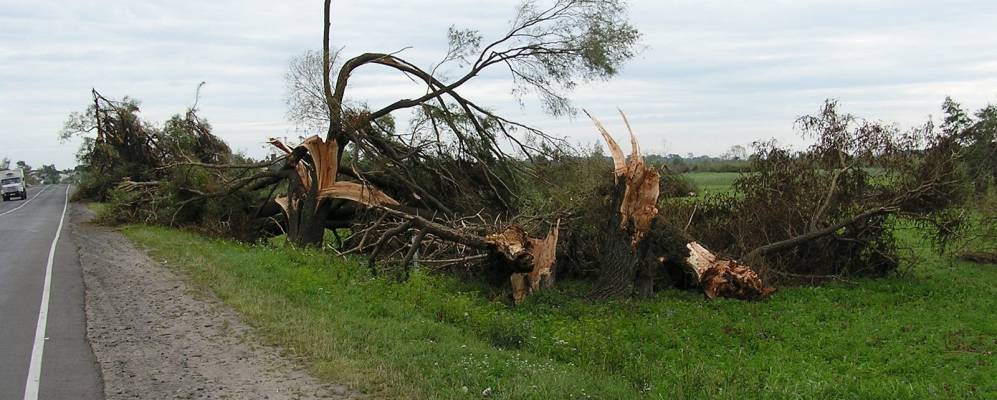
484 222 560 304
587 111 661 300
591 182 657 299
586 110 774 301
281 178 332 247
285 199 330 247
685 242 775 300
269 135 399 248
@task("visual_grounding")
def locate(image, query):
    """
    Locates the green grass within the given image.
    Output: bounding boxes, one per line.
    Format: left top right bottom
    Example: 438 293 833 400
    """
119 223 996 399
683 172 739 197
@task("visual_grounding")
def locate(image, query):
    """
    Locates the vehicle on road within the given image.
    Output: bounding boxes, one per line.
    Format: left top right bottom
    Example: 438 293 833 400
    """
1 168 28 201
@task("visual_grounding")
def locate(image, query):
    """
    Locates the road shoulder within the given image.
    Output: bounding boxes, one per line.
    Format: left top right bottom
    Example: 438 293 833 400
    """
70 204 353 399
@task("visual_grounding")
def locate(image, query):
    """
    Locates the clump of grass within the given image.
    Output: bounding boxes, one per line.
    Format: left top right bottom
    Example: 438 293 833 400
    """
123 225 996 399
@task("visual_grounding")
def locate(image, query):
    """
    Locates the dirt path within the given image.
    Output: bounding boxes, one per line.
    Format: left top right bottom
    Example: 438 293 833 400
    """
71 204 356 399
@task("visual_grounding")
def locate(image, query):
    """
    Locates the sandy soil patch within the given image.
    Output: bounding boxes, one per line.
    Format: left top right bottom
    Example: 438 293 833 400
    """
72 205 356 399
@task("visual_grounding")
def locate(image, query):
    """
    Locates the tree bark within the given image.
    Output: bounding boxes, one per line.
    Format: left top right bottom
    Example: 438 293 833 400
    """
591 181 637 298
590 181 658 299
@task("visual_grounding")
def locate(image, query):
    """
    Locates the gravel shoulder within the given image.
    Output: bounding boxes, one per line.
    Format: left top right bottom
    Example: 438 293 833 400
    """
71 204 355 399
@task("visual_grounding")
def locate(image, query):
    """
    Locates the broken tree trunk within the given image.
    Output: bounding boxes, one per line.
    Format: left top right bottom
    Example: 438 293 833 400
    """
588 111 661 299
486 221 560 304
269 135 399 247
368 206 560 303
686 242 775 300
586 111 775 301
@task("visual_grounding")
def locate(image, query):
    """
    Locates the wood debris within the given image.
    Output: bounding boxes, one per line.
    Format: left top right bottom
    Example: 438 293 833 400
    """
485 221 560 304
686 242 775 300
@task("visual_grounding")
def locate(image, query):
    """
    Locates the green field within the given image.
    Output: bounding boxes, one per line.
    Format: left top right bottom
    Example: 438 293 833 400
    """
683 172 739 197
121 222 996 399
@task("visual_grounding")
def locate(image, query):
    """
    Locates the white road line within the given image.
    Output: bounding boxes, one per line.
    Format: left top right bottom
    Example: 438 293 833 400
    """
22 185 71 400
0 185 51 217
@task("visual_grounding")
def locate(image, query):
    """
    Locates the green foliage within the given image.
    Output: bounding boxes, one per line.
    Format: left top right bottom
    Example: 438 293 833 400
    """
941 97 997 194
65 91 269 240
514 147 611 219
952 191 997 260
658 170 697 198
63 92 231 202
159 112 232 165
124 224 996 399
675 101 972 280
62 95 158 201
496 0 641 116
511 148 695 279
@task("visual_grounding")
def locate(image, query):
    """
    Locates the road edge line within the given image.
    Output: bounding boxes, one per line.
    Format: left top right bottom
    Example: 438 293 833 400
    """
22 184 71 400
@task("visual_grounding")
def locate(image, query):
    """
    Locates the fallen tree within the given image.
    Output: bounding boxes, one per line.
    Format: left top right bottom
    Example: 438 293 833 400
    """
247 0 641 247
70 95 974 303
348 203 562 303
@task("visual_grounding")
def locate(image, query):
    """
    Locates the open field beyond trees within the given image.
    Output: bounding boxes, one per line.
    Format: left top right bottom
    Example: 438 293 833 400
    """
113 195 996 399
682 172 738 197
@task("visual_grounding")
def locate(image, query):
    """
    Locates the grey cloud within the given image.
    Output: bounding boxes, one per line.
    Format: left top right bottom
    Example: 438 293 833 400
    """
2 0 996 168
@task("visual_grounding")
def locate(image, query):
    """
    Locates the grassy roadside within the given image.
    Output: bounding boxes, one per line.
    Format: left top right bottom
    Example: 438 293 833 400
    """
118 222 996 399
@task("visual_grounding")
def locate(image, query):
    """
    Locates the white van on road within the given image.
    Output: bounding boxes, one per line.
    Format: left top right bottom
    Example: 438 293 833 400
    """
1 168 28 201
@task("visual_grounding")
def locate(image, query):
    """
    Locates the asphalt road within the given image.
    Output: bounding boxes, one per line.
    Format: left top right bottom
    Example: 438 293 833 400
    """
0 185 101 400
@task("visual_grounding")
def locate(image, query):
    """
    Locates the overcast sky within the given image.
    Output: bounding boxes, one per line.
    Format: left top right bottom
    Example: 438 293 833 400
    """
2 0 996 169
